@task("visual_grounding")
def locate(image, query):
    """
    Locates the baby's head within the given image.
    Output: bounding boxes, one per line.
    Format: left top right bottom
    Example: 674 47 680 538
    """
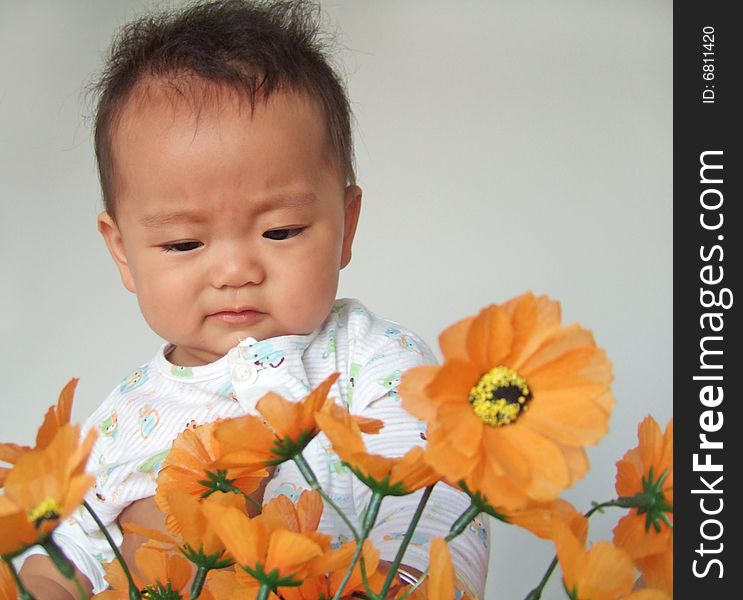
94 0 362 366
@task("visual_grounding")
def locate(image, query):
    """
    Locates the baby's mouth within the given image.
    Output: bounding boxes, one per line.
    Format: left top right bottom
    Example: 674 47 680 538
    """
210 308 265 325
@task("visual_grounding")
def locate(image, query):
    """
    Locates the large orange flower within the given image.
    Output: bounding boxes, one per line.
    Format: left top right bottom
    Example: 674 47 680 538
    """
0 560 16 600
94 541 200 600
155 421 267 517
315 403 440 496
613 416 673 594
1 378 78 488
202 499 324 591
216 374 346 467
0 423 96 557
554 518 670 600
400 293 614 510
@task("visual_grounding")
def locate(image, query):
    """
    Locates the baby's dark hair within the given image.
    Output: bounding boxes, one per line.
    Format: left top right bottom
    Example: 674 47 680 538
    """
93 0 355 216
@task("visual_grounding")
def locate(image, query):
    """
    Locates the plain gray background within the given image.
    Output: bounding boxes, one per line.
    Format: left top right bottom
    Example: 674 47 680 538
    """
0 1 671 598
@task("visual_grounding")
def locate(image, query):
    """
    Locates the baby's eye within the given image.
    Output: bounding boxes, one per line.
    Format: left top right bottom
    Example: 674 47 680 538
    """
263 227 304 241
162 241 203 252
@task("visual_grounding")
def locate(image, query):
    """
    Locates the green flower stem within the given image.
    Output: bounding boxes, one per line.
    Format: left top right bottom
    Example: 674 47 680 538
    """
6 558 37 600
190 565 207 600
84 500 142 600
224 483 263 512
256 582 271 600
200 470 263 513
377 485 435 599
357 552 376 599
332 491 384 600
39 538 75 580
523 500 624 600
523 557 557 600
445 501 483 542
293 453 360 541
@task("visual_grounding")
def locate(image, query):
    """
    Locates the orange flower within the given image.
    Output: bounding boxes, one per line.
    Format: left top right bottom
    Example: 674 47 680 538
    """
0 423 96 557
257 373 339 456
315 404 440 496
126 491 242 569
281 539 387 600
260 490 331 550
94 541 197 600
400 293 614 510
216 374 348 467
506 498 587 542
613 416 673 594
0 560 17 600
155 421 267 515
1 379 78 488
257 490 387 599
553 517 671 600
202 499 324 590
554 517 635 600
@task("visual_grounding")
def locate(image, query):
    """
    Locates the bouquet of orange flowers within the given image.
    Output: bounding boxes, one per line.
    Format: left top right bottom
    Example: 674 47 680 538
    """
0 293 673 600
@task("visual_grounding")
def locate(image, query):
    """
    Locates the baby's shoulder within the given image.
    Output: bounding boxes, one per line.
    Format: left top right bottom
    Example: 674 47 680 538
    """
322 298 435 363
81 352 165 432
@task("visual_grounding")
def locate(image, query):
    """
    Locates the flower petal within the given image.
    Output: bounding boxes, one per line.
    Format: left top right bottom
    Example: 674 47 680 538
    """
36 378 78 449
519 324 597 377
400 365 440 421
439 316 475 362
637 547 673 596
265 529 323 579
613 513 670 560
497 425 570 501
501 293 561 371
521 388 611 446
428 538 455 600
466 305 514 372
579 541 636 600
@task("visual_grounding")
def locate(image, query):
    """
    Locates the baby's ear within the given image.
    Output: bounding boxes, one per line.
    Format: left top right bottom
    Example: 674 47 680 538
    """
341 185 362 269
98 211 136 293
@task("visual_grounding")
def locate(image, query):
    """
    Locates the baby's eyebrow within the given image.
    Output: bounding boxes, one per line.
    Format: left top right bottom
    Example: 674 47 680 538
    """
253 192 319 212
140 210 207 228
139 193 319 228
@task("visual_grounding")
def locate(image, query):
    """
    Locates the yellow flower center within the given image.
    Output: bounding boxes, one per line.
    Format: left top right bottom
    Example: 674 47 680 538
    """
468 366 532 427
27 497 63 528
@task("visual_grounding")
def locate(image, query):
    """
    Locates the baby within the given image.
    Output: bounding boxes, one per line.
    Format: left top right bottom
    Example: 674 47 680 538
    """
19 1 488 597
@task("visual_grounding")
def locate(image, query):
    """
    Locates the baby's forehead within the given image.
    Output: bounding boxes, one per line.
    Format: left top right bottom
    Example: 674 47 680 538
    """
117 76 313 130
107 75 345 217
110 75 336 172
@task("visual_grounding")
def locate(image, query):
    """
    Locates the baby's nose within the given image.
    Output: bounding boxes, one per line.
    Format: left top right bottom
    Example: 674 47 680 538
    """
210 242 265 288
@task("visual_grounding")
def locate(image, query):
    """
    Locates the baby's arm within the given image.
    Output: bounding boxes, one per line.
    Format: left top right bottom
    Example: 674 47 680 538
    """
19 556 93 600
